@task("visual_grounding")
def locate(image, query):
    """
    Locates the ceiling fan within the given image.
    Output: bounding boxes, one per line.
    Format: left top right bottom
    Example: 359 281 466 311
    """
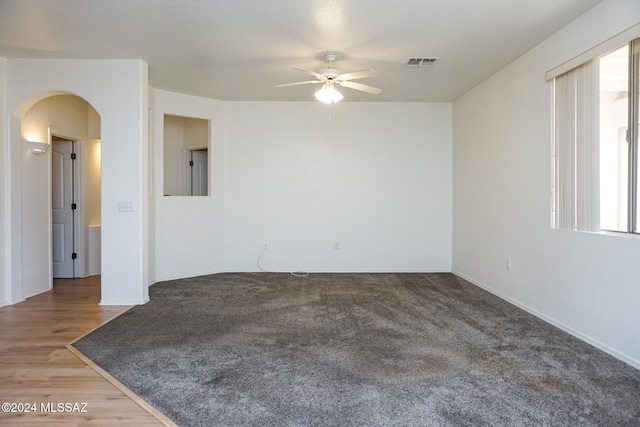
274 54 382 103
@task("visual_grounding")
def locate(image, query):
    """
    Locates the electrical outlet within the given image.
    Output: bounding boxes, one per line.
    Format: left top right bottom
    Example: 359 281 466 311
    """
118 201 134 212
334 242 340 250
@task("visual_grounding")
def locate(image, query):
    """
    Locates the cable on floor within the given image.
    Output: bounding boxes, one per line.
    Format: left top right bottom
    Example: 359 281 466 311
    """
257 245 309 277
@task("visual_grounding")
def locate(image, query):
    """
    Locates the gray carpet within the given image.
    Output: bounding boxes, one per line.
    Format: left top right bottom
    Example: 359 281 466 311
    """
73 273 640 426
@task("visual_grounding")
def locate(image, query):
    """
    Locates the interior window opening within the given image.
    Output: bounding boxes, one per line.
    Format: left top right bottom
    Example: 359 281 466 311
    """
163 114 210 197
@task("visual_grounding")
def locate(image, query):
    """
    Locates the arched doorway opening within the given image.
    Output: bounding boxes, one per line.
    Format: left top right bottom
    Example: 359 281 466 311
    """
14 92 101 298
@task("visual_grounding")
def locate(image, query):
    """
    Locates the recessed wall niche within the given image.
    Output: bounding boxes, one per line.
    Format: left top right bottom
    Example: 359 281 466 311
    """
163 114 210 196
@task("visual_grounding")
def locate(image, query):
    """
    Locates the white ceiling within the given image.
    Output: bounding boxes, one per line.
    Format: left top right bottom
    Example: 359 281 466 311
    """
0 0 603 102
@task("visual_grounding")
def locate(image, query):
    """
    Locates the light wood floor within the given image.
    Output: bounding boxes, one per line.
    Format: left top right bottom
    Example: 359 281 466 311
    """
0 277 166 426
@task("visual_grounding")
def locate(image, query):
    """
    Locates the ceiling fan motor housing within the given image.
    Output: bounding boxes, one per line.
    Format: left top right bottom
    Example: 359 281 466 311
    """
318 67 341 78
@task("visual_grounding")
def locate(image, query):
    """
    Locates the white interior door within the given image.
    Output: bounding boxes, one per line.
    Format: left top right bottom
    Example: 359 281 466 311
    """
190 148 208 196
52 139 75 278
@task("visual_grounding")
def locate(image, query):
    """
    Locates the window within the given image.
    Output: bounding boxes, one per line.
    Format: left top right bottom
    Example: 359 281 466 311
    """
554 38 640 234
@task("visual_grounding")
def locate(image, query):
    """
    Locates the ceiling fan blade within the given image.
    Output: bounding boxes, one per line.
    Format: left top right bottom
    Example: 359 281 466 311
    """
274 80 323 88
338 68 377 81
293 67 328 81
338 80 383 95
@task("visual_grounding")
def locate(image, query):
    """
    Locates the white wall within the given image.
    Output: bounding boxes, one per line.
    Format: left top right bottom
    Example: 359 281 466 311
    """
83 138 101 229
0 57 7 307
5 59 149 305
224 102 452 272
152 89 225 282
151 95 451 279
22 95 89 141
82 137 101 276
163 114 185 197
183 117 208 150
453 0 640 368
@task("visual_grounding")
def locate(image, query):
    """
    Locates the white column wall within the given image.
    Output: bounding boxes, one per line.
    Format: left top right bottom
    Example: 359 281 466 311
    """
151 89 225 281
6 59 149 305
452 0 640 368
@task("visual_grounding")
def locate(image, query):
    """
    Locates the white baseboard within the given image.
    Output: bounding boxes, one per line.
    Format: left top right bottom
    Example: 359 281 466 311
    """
100 296 149 306
22 285 52 300
452 270 640 371
223 267 452 274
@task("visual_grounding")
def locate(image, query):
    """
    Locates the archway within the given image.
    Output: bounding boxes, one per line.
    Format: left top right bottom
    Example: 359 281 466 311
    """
13 92 101 299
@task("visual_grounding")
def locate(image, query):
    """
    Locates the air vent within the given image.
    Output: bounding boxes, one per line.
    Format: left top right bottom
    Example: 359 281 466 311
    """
405 57 439 67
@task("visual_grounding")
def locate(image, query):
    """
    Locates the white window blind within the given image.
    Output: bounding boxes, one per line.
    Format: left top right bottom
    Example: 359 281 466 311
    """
554 59 600 231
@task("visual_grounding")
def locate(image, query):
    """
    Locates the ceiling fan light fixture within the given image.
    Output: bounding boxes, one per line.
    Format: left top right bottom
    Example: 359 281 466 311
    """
314 83 343 104
275 54 381 101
